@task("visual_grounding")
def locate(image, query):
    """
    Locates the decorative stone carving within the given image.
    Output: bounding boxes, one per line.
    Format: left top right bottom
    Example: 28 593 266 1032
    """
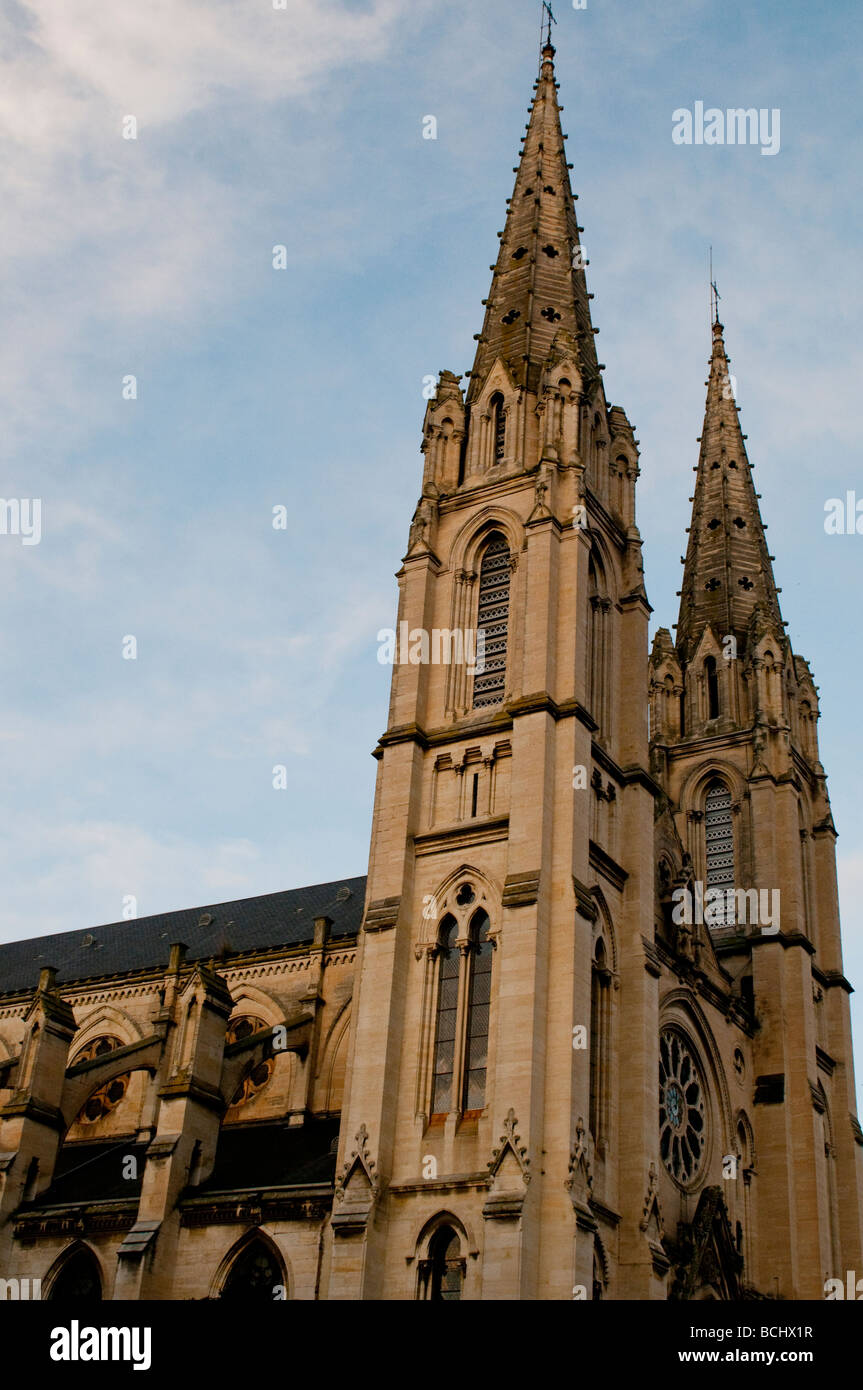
487 1108 531 1185
640 1161 665 1240
334 1123 379 1204
564 1117 593 1196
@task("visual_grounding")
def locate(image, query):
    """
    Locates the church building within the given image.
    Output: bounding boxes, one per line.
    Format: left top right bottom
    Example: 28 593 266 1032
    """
0 35 860 1302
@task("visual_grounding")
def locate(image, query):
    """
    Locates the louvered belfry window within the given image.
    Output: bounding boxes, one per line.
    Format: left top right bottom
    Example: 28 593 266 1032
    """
705 779 735 924
472 532 510 709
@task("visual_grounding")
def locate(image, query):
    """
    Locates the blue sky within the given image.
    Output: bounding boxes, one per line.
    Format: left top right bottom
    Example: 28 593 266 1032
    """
1 0 862 1093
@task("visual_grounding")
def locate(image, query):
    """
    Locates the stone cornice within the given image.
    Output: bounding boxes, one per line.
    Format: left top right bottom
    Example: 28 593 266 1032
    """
376 696 598 759
0 938 357 1010
180 1184 333 1226
413 816 509 857
14 1199 138 1239
812 966 854 995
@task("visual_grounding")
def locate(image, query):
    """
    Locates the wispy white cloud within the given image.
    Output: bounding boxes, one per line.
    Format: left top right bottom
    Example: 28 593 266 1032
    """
0 0 416 446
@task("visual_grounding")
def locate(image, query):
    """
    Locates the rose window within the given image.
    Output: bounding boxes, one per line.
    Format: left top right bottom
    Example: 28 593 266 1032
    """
659 1029 707 1184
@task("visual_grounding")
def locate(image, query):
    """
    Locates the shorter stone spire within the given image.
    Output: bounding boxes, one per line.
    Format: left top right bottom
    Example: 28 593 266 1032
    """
676 319 783 659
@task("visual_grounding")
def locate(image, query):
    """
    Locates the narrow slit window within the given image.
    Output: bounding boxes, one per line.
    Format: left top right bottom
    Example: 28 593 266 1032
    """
705 655 719 719
589 938 608 1142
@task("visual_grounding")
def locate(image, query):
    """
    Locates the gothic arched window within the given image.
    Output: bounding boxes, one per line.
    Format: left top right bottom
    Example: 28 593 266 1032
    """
428 1225 464 1301
472 532 510 709
431 917 459 1114
462 911 492 1111
220 1236 284 1301
705 655 719 719
48 1246 102 1302
489 392 506 463
704 779 735 925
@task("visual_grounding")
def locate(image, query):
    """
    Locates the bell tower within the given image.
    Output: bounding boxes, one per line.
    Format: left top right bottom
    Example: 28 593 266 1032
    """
327 36 658 1300
648 314 863 1298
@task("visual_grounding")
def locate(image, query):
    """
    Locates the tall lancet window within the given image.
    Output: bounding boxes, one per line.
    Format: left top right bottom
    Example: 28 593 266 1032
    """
462 910 492 1110
704 779 735 925
589 936 611 1146
489 392 506 463
431 916 459 1113
472 532 510 709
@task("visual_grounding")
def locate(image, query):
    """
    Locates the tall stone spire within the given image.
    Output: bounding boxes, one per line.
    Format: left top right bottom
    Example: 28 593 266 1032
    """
466 40 598 404
675 318 783 658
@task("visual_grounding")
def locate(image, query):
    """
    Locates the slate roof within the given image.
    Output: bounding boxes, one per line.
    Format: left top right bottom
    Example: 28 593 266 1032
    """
0 875 367 996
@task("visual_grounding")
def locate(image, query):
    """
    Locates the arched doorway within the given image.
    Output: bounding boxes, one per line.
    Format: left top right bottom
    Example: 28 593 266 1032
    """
219 1233 286 1301
47 1245 102 1301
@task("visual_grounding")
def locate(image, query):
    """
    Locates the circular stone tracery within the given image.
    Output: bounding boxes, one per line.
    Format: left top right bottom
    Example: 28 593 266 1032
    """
659 1029 707 1185
225 1016 275 1115
71 1035 131 1125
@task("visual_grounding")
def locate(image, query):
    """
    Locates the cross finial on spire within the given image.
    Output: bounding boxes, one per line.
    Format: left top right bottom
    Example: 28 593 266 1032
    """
709 246 721 327
541 0 557 49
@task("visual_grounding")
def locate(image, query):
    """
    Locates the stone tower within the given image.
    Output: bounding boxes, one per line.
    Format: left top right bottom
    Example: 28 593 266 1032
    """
647 316 863 1299
327 38 659 1300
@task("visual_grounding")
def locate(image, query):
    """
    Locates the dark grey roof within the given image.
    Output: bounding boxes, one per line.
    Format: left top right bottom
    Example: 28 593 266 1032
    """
0 876 367 996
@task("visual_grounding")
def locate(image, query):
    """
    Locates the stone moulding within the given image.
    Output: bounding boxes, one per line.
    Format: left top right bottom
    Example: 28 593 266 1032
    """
502 872 540 908
573 877 598 922
363 898 400 933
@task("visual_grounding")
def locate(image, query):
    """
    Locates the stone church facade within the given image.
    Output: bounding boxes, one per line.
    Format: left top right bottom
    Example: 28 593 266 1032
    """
1 41 861 1302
